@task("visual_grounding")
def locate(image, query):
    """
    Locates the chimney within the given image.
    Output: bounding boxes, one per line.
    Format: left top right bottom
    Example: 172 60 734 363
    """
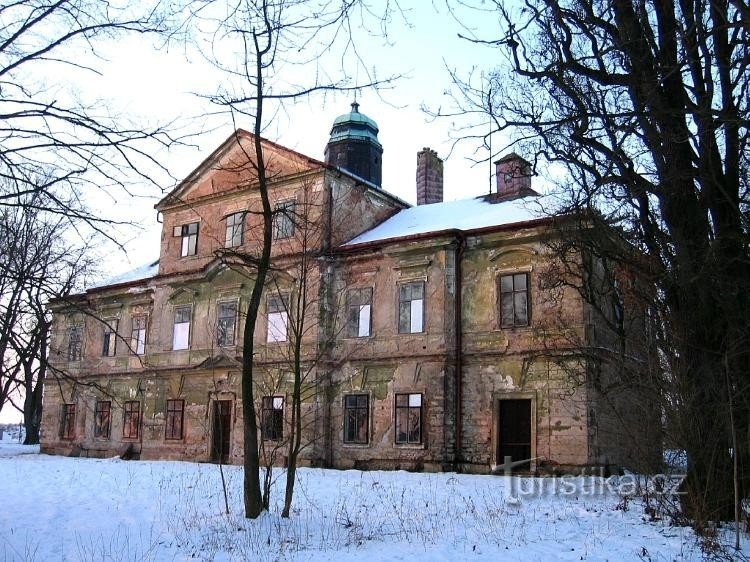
416 148 443 205
494 153 535 200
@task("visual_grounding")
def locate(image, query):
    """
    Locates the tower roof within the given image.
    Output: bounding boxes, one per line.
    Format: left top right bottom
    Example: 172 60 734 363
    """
329 101 381 146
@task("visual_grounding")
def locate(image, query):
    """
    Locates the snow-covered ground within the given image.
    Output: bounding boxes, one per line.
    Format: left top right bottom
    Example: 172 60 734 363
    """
0 445 745 561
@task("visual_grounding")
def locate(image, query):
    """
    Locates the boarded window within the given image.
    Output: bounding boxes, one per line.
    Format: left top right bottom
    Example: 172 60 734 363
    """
346 288 372 338
102 320 118 357
273 200 295 240
343 394 369 444
173 222 199 257
398 282 424 334
60 403 76 439
172 306 191 350
123 401 140 439
499 273 530 328
165 399 185 440
261 396 284 441
94 401 111 439
217 302 237 347
395 393 422 444
266 295 288 343
225 212 245 247
67 325 83 361
131 316 147 355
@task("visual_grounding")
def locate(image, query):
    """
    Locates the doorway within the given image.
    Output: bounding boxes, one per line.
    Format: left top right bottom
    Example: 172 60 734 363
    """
496 398 532 470
211 400 232 463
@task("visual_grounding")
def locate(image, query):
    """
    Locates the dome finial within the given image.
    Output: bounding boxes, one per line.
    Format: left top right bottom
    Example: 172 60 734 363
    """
351 100 360 113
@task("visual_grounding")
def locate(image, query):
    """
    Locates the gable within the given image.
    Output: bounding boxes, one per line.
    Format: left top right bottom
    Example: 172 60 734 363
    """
157 130 325 209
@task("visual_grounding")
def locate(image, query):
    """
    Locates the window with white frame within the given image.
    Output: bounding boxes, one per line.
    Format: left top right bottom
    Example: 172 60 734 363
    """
172 306 191 350
225 212 245 247
398 282 424 334
346 288 372 338
266 294 288 343
173 222 199 257
131 316 147 355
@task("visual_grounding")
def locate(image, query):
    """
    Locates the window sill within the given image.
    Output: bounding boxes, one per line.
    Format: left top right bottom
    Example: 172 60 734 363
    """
393 442 426 450
342 442 370 448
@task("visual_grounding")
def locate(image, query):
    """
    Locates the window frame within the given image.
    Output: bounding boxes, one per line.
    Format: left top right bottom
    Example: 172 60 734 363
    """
394 392 423 445
131 315 147 355
172 305 192 351
94 400 111 439
273 200 296 240
224 212 245 248
60 403 76 440
266 294 289 343
165 399 185 441
397 281 425 334
122 400 140 440
67 324 83 361
216 300 238 347
343 393 370 445
346 288 373 338
101 319 118 357
261 395 284 441
498 272 531 328
174 222 199 257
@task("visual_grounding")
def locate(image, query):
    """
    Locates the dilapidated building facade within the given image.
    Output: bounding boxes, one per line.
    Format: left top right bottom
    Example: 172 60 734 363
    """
40 104 655 474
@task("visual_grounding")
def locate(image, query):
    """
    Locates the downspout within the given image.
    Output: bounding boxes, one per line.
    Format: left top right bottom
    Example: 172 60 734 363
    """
454 233 466 470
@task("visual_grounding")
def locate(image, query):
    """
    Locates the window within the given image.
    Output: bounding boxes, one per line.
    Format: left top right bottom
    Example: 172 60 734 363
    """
165 399 185 440
131 316 147 355
346 288 372 338
173 222 199 257
94 401 111 439
225 212 245 247
395 393 422 444
122 401 140 439
60 403 76 439
172 306 191 350
102 320 118 357
261 396 284 441
398 282 424 334
499 273 530 328
273 200 295 240
67 325 83 361
266 294 288 343
217 301 237 347
343 394 369 444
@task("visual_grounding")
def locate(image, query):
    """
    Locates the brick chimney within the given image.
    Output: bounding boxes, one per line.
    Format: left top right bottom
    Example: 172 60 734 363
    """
494 153 536 200
416 148 443 205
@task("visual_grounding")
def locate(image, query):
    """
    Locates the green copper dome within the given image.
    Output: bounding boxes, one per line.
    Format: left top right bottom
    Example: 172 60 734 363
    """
329 101 382 146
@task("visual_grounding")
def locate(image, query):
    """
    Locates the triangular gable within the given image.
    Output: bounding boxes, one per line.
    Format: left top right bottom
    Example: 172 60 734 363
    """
156 130 325 209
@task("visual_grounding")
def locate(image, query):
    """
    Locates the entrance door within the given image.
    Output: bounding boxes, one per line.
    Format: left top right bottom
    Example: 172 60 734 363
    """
211 400 232 463
497 399 532 470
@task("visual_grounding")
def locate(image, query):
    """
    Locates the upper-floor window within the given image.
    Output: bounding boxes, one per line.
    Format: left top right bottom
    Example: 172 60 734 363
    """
172 306 192 350
343 394 369 444
94 400 111 439
217 301 237 347
173 222 199 257
102 320 118 357
266 294 288 343
261 396 284 441
398 282 424 334
67 325 83 361
346 288 372 338
273 200 295 240
225 212 245 248
165 399 185 440
395 393 422 444
499 273 529 328
131 316 147 355
122 400 140 439
60 403 76 439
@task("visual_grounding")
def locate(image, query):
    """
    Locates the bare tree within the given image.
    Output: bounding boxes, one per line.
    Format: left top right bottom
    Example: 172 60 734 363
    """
440 0 749 526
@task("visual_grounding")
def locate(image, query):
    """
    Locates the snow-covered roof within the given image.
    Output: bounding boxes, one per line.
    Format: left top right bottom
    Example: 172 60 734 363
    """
89 259 159 290
342 194 553 247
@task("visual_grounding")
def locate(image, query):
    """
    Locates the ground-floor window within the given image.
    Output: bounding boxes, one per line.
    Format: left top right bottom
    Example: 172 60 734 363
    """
94 400 111 439
343 394 369 444
395 393 422 444
165 399 185 440
60 403 76 440
122 401 140 440
261 396 284 441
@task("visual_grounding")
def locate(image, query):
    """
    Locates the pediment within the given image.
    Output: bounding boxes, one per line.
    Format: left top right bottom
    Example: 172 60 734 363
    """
157 130 325 209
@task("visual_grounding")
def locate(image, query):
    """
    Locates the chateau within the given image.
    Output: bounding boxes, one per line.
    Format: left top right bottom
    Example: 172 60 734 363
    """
40 104 654 473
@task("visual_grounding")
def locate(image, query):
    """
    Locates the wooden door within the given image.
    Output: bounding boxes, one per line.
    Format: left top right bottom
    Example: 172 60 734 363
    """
497 399 532 469
211 400 232 463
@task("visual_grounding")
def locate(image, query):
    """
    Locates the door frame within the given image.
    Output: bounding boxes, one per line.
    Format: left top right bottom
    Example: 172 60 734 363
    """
491 391 537 473
210 398 233 463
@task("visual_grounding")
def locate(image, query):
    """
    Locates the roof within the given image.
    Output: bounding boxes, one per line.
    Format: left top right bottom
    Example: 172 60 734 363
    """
329 102 381 146
88 259 160 290
342 194 554 248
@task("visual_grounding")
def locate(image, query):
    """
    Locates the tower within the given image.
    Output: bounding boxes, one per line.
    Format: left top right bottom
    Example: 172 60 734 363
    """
325 101 383 187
